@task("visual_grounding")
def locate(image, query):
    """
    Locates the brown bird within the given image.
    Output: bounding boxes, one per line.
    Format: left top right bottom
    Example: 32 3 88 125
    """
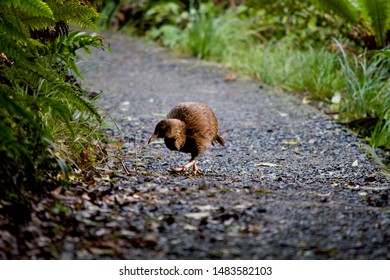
148 102 225 175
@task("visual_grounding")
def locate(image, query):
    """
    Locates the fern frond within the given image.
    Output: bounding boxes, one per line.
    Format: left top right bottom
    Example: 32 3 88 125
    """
54 31 104 55
359 0 390 47
0 7 31 39
38 98 75 138
50 31 105 78
0 88 42 132
58 87 102 122
0 11 30 44
49 2 99 29
0 36 33 65
21 16 57 32
312 0 360 23
11 0 54 19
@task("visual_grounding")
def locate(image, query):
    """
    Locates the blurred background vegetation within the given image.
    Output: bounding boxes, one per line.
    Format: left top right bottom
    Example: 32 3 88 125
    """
99 0 389 156
0 1 388 210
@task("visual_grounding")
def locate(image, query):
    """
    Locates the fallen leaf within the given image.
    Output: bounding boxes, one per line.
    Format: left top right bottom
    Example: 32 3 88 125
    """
309 191 331 197
125 115 139 121
365 176 376 183
278 112 288 117
302 97 310 104
89 248 115 255
331 92 341 104
234 204 253 209
225 74 237 81
255 162 282 167
297 241 308 248
282 139 301 145
81 193 91 201
184 212 210 219
102 196 112 204
119 101 130 111
252 188 274 194
101 175 111 181
183 224 197 231
196 205 219 211
152 112 166 117
347 181 359 189
239 224 260 234
95 228 109 236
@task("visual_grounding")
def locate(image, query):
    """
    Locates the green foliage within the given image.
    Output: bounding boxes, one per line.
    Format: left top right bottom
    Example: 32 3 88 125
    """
361 0 390 47
104 0 348 49
283 47 345 100
230 39 345 100
309 0 359 23
237 0 347 48
177 6 254 60
336 42 390 147
146 3 255 61
145 1 184 26
0 0 106 203
98 0 186 31
311 0 390 49
11 0 54 18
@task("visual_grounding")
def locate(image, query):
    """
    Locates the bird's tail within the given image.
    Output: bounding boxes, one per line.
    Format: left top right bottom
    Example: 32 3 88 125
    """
215 134 225 146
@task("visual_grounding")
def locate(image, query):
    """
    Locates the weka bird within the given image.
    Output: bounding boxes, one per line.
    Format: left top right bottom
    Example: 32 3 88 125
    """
148 102 225 175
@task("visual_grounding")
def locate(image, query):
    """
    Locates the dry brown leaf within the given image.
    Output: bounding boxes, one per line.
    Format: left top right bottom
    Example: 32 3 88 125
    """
225 74 237 81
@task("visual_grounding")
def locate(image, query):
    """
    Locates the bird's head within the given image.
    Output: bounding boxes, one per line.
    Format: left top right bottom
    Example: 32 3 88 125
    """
148 119 184 144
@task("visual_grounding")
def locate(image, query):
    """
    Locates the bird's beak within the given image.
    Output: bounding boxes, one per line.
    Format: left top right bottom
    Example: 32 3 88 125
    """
148 134 158 145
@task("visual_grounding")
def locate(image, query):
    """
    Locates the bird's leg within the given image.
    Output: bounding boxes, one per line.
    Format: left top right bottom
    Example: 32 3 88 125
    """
170 160 195 173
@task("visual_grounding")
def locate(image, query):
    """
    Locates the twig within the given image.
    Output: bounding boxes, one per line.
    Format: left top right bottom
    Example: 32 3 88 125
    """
133 125 145 175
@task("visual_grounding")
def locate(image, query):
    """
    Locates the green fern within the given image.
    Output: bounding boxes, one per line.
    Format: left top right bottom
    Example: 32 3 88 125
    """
359 0 390 47
53 31 105 78
10 0 54 18
38 98 75 138
49 2 100 29
311 0 390 48
0 0 106 203
311 0 359 23
0 13 31 44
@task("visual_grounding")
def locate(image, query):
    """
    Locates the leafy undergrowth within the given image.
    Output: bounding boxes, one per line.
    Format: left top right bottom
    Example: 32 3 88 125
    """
0 1 110 211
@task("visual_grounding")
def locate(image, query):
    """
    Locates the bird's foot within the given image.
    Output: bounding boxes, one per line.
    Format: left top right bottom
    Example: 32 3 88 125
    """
192 163 203 175
169 161 203 175
169 167 187 173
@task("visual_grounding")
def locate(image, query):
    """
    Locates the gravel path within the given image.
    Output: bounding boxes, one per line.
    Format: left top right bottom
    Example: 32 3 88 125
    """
81 33 390 259
2 32 388 260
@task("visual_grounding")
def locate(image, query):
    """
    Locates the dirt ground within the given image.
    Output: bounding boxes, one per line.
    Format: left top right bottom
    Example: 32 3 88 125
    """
1 33 389 259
